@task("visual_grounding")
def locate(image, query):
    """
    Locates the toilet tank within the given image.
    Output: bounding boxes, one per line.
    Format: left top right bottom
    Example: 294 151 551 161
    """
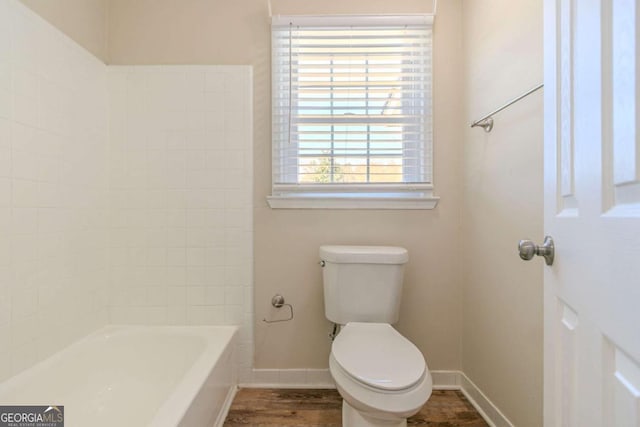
320 245 409 325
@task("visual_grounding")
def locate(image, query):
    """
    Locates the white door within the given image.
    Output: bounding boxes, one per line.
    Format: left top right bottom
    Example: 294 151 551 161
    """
543 0 640 426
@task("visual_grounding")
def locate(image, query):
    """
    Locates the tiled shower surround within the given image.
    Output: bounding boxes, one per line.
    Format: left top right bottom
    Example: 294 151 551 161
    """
108 66 253 375
0 0 109 381
0 0 254 382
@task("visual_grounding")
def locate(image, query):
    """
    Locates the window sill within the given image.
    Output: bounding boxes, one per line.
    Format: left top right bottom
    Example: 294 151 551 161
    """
266 194 440 210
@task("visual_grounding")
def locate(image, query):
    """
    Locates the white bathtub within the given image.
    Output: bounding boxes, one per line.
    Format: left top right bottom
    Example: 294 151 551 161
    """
0 325 238 427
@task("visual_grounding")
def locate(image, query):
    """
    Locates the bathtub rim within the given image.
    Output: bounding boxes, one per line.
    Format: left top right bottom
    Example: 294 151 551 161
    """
0 324 239 427
146 324 238 427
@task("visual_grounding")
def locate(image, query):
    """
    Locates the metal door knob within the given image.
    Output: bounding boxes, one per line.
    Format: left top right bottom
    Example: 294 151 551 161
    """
518 236 555 266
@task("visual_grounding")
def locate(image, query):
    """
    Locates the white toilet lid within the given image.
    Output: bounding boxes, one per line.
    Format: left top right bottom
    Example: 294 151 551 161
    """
332 323 426 391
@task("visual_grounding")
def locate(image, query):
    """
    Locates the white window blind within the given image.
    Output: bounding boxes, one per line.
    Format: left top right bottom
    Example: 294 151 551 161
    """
270 15 435 208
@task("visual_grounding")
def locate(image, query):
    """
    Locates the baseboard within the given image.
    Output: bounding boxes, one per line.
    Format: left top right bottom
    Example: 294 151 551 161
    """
241 369 513 427
458 372 514 427
240 369 336 389
243 369 462 389
430 370 462 390
213 385 238 427
431 371 514 427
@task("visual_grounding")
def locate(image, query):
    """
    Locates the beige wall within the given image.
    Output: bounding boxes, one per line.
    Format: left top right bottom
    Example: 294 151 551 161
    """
107 0 464 370
254 1 463 370
461 0 543 426
269 0 434 15
19 0 108 61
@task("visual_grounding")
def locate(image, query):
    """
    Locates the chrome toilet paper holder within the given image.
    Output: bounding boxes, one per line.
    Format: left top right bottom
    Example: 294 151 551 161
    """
263 294 294 323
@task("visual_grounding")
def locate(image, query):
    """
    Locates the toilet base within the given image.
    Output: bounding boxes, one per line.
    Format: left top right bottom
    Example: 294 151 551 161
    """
342 400 407 427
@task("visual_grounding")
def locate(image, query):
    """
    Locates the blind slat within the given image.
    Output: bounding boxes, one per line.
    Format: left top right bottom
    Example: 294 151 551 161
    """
272 18 432 186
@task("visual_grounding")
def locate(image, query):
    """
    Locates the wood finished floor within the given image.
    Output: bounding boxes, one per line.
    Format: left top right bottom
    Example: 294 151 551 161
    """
223 388 489 427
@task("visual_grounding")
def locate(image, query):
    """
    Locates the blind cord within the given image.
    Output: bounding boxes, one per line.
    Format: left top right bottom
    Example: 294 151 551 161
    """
288 22 293 146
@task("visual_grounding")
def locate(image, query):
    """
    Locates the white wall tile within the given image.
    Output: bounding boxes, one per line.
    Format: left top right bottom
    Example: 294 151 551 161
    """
187 305 225 325
166 306 187 324
0 0 109 382
0 1 12 58
1 9 254 382
0 178 10 207
204 286 225 305
224 305 244 324
107 66 253 371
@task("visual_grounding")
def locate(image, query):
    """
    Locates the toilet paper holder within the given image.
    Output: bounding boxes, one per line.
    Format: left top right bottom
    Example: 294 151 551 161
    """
263 294 294 323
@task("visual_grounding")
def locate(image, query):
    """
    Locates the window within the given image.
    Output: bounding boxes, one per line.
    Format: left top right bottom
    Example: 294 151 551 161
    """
269 15 438 209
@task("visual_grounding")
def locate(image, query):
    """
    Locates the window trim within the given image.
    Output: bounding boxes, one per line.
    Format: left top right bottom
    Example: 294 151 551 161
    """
266 195 440 210
267 183 439 209
269 14 438 210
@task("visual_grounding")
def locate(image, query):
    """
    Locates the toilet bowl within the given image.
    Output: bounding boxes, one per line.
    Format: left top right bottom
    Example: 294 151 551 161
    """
320 245 433 426
329 322 432 427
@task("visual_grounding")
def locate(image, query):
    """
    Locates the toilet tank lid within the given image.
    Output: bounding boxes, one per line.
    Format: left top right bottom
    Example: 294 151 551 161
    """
319 245 408 264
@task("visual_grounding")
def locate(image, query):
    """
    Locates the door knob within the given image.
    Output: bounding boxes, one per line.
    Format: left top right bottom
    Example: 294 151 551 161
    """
518 236 554 266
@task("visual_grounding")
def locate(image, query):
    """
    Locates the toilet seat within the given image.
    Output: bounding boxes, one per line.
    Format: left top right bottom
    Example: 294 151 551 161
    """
332 323 426 391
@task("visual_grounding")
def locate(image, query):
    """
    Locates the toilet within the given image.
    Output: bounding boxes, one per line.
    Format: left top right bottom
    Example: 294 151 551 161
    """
320 245 432 427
